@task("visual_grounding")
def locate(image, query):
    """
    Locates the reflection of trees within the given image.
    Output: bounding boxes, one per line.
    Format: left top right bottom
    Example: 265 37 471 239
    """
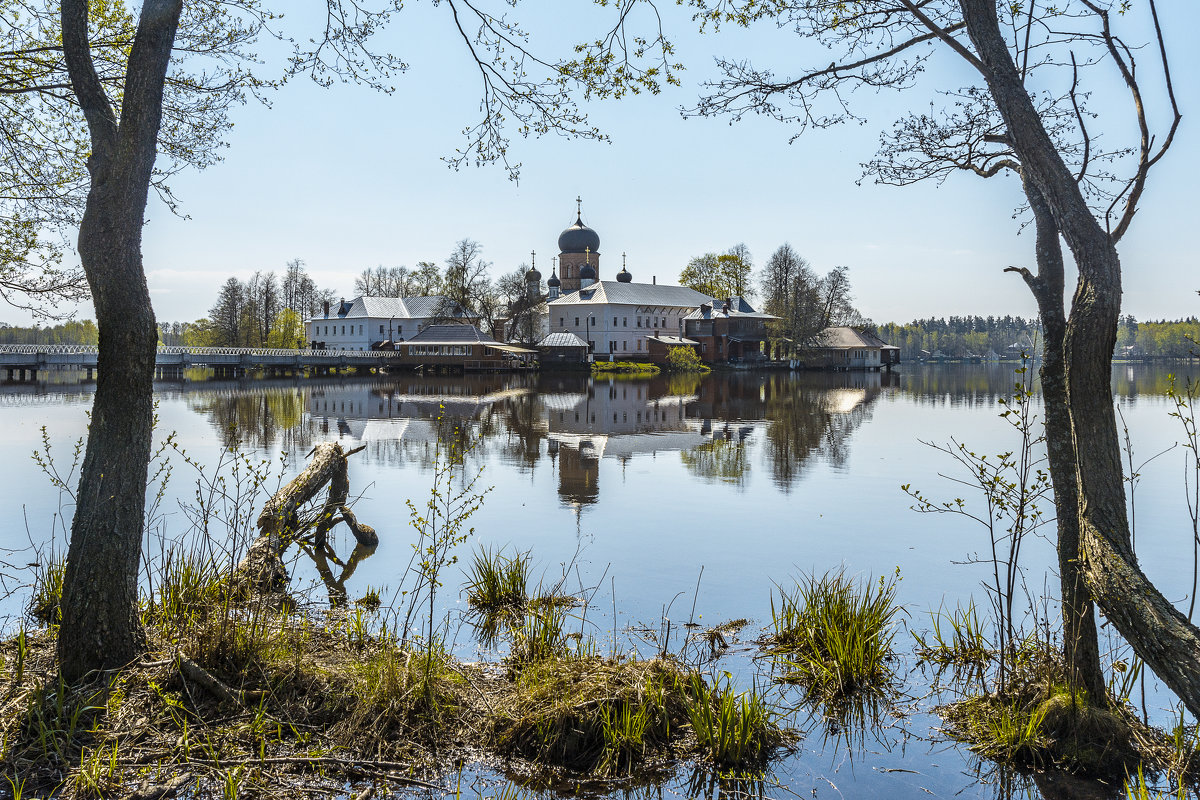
758 373 883 491
680 430 751 488
189 383 318 451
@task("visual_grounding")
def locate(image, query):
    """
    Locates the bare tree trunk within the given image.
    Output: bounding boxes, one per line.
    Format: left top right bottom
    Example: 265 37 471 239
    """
962 0 1200 716
56 0 183 682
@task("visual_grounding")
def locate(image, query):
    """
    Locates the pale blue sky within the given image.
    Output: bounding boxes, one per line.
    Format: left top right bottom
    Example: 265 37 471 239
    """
100 1 1200 325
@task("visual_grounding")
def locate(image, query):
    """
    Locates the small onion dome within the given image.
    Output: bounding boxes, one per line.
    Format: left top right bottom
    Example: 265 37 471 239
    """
616 266 632 283
579 262 597 281
525 265 542 283
547 270 561 288
558 215 601 254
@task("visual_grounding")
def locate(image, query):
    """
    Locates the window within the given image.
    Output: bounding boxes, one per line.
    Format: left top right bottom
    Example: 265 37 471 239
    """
637 318 642 327
609 341 616 352
559 317 564 327
589 316 595 326
341 325 345 335
359 325 363 335
636 339 642 351
623 318 627 327
379 325 384 335
575 317 580 327
614 317 618 326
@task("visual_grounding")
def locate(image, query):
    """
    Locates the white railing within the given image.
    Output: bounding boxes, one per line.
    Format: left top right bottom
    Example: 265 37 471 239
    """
0 344 394 359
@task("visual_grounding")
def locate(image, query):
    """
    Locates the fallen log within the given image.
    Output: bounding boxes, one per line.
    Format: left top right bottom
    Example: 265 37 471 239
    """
232 442 373 596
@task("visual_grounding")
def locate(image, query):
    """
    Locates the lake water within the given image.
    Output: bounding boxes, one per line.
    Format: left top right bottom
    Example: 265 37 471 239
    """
4 362 1199 798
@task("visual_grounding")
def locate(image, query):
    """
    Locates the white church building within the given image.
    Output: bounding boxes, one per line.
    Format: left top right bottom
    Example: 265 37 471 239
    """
541 208 714 358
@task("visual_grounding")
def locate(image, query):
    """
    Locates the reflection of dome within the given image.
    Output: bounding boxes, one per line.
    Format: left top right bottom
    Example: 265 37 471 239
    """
616 266 632 283
547 270 560 288
558 215 600 254
579 262 596 281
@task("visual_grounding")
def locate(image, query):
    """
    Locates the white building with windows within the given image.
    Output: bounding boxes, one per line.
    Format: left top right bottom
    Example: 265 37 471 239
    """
305 296 477 351
547 280 715 358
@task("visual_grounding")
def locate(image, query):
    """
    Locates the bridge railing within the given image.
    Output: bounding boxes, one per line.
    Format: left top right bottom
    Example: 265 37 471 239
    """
0 344 395 359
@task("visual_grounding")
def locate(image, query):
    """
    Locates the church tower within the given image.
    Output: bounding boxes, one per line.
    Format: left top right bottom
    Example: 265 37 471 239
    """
557 197 600 294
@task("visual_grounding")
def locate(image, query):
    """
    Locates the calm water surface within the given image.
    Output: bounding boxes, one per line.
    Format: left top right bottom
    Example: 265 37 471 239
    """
3 363 1199 798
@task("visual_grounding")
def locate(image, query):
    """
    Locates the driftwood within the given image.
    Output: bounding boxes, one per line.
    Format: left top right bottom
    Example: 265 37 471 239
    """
232 442 373 596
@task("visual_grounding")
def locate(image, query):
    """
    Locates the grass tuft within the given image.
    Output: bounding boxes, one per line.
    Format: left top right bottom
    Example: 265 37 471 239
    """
913 601 991 668
766 569 900 702
27 560 64 628
686 672 786 768
491 656 689 774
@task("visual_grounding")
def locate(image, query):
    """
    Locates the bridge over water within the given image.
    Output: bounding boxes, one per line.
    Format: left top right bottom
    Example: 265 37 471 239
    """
0 345 398 381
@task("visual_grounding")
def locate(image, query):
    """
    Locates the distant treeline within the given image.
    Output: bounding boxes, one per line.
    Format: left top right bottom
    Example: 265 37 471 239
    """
0 319 98 345
876 316 1200 361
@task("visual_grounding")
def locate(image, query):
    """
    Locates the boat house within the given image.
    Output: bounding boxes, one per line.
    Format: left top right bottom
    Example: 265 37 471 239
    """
804 327 900 370
395 325 535 371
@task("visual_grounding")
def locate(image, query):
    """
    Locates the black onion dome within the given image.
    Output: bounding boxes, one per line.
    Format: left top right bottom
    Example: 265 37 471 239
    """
579 262 597 280
547 270 561 288
525 265 542 282
558 215 601 254
616 266 632 283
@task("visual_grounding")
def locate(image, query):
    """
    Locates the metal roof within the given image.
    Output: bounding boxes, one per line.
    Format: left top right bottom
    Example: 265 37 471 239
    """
402 324 497 345
311 296 471 321
810 326 892 349
683 296 777 321
537 331 591 348
645 335 699 346
549 281 714 308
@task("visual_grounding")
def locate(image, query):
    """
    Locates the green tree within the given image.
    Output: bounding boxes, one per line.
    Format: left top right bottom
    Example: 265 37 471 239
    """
181 318 217 347
679 244 755 299
267 308 304 349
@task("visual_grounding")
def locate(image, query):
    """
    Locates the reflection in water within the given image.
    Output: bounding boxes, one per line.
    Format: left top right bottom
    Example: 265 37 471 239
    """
179 364 1199 513
304 538 377 607
183 371 891 507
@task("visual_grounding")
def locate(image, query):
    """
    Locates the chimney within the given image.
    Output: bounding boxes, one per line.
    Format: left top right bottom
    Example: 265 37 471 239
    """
652 275 656 285
323 301 330 319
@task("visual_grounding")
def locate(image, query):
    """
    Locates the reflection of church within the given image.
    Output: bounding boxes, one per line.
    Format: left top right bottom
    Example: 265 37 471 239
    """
541 377 712 509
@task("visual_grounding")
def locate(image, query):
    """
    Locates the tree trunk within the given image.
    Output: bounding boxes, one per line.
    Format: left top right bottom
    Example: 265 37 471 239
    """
56 0 184 682
962 0 1200 716
1016 180 1106 702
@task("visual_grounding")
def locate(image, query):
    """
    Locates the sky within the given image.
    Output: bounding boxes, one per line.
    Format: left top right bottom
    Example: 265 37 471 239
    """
23 0 1200 327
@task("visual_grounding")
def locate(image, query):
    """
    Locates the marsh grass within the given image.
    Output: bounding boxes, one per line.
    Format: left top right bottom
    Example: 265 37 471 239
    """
914 602 991 671
27 560 64 628
685 672 786 769
143 550 230 635
592 361 661 376
465 547 531 614
491 655 689 774
766 570 900 702
940 640 1165 777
